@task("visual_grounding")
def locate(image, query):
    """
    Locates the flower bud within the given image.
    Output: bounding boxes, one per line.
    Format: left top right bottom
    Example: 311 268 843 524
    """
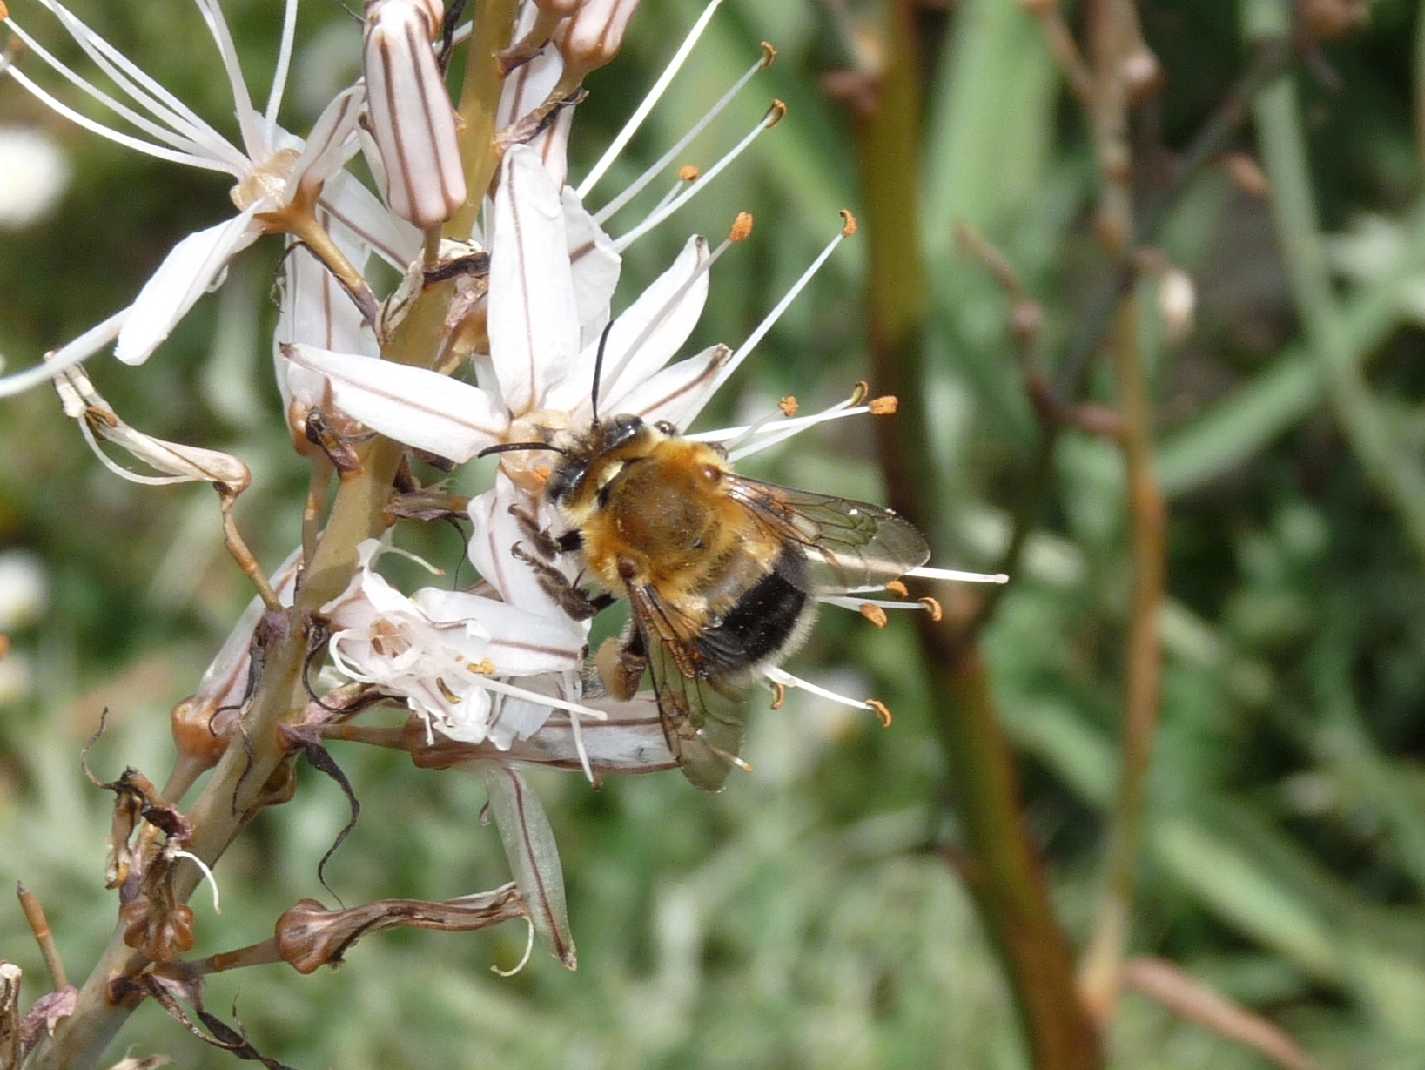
363 0 467 227
558 0 641 77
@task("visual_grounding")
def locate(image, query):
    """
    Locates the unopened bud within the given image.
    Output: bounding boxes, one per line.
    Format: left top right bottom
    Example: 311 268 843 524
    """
558 0 641 76
364 0 467 227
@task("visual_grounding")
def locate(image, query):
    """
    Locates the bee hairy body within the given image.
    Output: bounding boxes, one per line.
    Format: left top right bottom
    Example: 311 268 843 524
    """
520 409 927 789
552 422 813 679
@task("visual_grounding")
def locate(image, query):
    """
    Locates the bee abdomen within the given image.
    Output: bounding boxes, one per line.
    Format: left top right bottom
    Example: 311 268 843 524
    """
692 548 810 676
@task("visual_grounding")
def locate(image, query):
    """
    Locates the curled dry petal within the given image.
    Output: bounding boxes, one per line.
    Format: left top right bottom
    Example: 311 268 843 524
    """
363 0 466 227
275 884 524 974
19 986 77 1053
55 367 250 489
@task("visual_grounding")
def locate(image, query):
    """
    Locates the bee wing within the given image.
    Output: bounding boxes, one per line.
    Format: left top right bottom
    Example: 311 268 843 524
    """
723 475 930 592
625 582 749 792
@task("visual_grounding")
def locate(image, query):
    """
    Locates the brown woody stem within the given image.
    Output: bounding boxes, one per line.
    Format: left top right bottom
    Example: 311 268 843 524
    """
853 3 1101 1066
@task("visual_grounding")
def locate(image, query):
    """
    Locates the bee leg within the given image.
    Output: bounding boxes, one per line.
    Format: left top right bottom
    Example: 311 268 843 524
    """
506 504 561 559
510 543 612 621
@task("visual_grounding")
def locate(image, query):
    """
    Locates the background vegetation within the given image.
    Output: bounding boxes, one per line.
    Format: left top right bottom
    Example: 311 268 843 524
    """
2 0 1424 1066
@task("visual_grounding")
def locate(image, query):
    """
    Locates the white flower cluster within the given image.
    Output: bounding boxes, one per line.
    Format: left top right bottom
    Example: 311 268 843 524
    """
1 0 1002 776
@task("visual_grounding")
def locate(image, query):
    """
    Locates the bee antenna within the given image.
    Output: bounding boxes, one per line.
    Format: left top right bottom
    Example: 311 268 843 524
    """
476 442 569 458
591 320 615 425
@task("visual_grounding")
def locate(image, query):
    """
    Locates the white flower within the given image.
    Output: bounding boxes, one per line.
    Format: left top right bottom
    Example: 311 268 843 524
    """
284 6 1005 728
0 0 383 393
323 539 596 748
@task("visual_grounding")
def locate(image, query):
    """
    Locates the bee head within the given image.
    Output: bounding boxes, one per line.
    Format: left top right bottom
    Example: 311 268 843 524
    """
547 413 649 506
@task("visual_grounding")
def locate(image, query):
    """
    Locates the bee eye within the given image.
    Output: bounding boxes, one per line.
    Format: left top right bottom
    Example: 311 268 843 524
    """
701 465 722 483
654 420 677 435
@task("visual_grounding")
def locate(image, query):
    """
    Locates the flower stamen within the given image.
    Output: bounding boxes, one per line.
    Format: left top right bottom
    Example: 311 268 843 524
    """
610 99 786 251
578 0 730 198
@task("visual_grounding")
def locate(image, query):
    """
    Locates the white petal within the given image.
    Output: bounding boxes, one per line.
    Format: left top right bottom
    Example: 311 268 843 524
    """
319 168 424 270
467 476 582 620
496 23 570 188
282 344 506 461
563 188 622 349
604 343 729 429
594 234 709 404
114 207 262 365
487 146 581 414
0 306 126 399
288 84 364 197
192 0 264 159
412 588 584 673
274 204 378 410
547 233 709 413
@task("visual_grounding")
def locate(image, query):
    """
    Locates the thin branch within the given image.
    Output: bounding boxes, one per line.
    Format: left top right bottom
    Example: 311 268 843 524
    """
217 487 281 612
1023 0 1094 106
1078 295 1166 1021
1124 957 1320 1070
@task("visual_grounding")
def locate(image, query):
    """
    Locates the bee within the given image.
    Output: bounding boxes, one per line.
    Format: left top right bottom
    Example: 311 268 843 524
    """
480 346 929 790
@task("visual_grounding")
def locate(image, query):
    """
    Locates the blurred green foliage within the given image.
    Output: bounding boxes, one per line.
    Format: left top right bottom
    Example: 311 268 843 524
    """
2 1 1425 1067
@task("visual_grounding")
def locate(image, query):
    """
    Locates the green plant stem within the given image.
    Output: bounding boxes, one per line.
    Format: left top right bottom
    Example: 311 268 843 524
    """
25 11 516 1065
856 4 1100 1067
1248 0 1425 571
1078 296 1166 1020
446 0 519 239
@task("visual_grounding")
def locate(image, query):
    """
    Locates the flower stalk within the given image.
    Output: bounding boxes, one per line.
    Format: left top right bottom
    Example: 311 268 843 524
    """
25 7 522 1066
847 3 1100 1066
